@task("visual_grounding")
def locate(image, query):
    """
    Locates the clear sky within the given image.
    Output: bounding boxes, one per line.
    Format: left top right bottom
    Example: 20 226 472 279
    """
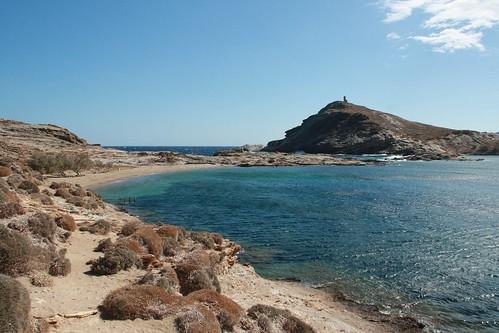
1 0 498 145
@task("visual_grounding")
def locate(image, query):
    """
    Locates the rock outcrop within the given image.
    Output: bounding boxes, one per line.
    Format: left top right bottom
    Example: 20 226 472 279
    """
263 101 499 159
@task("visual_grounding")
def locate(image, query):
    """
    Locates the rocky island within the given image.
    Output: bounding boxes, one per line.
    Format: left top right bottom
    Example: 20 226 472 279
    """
263 101 499 160
0 119 424 332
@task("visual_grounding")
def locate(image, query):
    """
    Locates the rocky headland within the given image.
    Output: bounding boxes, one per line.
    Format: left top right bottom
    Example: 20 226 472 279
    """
263 101 499 160
0 118 427 333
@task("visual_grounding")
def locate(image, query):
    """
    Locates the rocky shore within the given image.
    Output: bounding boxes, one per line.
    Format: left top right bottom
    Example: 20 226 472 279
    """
0 118 427 332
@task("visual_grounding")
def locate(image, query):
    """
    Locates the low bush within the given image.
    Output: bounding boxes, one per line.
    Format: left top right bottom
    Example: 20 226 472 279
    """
28 151 93 176
0 225 32 276
175 260 221 296
175 304 221 333
55 214 76 232
163 237 180 257
29 271 53 287
116 238 145 255
120 219 142 236
0 166 12 177
99 285 184 320
49 249 71 276
54 188 72 199
132 226 163 257
157 224 186 242
95 238 113 252
50 182 72 190
186 289 244 331
7 174 24 188
18 180 40 194
30 193 53 205
28 212 57 242
190 231 224 250
0 201 25 219
80 219 111 235
0 274 32 333
247 304 316 333
138 265 180 293
90 245 142 275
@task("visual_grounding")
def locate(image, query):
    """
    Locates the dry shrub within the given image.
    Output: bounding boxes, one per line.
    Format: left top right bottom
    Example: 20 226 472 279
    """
95 238 113 252
190 231 223 249
49 249 71 276
18 180 40 194
186 289 244 331
0 178 9 192
0 201 25 219
116 238 145 255
175 261 221 296
132 226 163 257
138 265 180 293
30 193 53 205
90 245 142 275
50 182 72 190
163 237 180 257
28 212 57 242
175 304 221 333
7 174 24 188
69 185 86 197
247 304 316 333
29 271 53 287
55 214 76 232
157 224 186 242
54 188 72 199
80 219 111 235
120 219 142 236
0 274 31 333
0 166 12 177
32 318 49 333
99 285 184 320
0 225 32 276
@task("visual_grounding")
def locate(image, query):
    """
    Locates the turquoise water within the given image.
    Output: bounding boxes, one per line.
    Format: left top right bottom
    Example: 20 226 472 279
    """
97 158 499 332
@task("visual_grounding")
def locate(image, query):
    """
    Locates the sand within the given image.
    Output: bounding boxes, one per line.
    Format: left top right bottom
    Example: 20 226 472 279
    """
16 165 398 332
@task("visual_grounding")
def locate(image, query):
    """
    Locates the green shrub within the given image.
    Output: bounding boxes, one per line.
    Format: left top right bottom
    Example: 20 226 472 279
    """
28 152 93 176
0 274 31 333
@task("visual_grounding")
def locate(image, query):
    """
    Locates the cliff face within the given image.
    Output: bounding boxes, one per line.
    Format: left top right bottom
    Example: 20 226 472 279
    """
263 102 499 159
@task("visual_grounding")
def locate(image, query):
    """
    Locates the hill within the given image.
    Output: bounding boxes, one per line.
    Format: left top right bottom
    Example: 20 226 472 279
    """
263 101 499 159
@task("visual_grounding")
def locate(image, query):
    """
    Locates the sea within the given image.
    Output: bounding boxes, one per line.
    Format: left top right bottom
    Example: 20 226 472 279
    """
96 153 499 333
107 146 235 156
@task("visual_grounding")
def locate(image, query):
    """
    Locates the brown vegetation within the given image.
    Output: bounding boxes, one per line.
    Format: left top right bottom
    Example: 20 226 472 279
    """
28 212 57 242
80 219 111 235
120 219 142 236
55 214 77 232
30 193 54 205
186 289 244 331
0 274 31 333
157 224 186 242
0 225 32 276
0 166 12 177
247 304 316 333
28 151 93 176
99 285 183 320
174 304 221 333
131 226 163 257
49 249 71 276
90 245 142 275
138 265 180 293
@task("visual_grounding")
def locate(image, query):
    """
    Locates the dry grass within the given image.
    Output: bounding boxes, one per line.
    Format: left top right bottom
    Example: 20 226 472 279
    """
157 224 186 242
99 285 184 320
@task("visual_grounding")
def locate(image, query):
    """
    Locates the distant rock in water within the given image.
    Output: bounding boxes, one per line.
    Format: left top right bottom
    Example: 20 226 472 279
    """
263 101 499 159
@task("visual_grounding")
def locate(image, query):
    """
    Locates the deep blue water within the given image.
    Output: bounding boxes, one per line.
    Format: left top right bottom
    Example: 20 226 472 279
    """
97 158 499 332
107 146 235 156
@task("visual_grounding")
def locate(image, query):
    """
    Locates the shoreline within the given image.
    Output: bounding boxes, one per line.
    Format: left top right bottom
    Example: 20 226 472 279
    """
58 164 425 332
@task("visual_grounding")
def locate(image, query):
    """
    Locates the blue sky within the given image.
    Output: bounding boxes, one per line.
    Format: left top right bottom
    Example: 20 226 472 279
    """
1 0 498 145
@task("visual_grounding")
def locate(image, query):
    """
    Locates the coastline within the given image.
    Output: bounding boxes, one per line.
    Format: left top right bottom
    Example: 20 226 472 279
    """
34 165 422 332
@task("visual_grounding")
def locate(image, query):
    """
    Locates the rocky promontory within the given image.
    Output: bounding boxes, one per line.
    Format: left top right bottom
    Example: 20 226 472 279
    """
263 101 499 160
